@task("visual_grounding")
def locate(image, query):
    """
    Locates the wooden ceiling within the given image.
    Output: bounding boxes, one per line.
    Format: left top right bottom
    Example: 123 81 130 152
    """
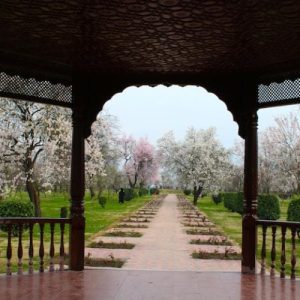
1 1 300 83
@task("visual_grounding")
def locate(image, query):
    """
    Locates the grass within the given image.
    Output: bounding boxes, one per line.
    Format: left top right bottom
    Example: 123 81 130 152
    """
189 195 300 277
88 241 135 249
0 191 152 273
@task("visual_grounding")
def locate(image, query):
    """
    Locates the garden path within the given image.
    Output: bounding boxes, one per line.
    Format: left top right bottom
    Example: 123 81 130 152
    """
122 194 241 271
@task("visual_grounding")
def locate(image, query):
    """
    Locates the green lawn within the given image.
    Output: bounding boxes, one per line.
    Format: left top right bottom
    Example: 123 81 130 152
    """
189 195 300 277
0 191 153 273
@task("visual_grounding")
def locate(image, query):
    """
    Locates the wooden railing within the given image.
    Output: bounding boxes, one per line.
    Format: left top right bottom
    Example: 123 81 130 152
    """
257 220 300 279
0 218 70 275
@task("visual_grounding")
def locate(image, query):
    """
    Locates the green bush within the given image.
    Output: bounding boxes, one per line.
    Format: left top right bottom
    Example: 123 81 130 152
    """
60 207 68 218
222 192 236 211
234 193 244 215
258 194 280 220
124 188 137 201
138 188 148 197
221 192 280 219
98 196 107 208
221 192 243 214
150 187 160 195
212 193 222 205
0 200 34 236
183 189 191 196
287 197 300 222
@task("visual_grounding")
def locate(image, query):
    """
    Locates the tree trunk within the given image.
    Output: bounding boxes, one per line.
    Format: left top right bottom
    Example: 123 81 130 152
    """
193 185 203 206
127 174 137 188
193 187 197 205
89 186 95 199
26 179 41 217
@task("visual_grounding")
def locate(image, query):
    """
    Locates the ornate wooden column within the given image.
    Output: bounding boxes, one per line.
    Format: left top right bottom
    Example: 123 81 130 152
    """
69 83 86 271
242 110 258 273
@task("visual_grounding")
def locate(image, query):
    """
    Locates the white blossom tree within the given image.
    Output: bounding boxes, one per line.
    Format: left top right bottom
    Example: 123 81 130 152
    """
85 124 106 198
37 111 72 194
0 98 124 210
158 127 231 205
257 111 300 194
86 113 121 198
0 99 71 216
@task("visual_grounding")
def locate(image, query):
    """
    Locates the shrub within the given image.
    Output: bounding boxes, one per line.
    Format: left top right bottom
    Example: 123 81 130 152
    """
98 196 107 208
222 193 236 211
60 207 68 218
287 197 300 222
212 193 222 205
221 192 243 214
0 200 34 236
221 192 280 219
150 187 160 195
183 189 191 196
234 193 244 215
258 194 280 220
124 188 137 201
138 188 148 197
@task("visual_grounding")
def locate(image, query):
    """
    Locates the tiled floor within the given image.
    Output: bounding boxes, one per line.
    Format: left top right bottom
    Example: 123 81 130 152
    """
1 269 299 300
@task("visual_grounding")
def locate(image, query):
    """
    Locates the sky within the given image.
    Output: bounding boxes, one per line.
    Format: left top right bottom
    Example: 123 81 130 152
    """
102 85 298 149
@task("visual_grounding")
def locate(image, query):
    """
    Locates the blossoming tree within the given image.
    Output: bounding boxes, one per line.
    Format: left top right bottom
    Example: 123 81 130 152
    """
0 99 71 216
158 127 231 205
120 136 158 188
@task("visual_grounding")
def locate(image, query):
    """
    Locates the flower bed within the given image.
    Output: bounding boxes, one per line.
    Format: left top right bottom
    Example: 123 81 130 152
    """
190 236 233 246
89 241 135 249
192 248 241 260
116 223 148 228
186 228 222 236
85 254 125 268
104 231 143 237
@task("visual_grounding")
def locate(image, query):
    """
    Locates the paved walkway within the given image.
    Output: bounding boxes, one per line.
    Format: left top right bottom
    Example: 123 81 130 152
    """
122 194 240 271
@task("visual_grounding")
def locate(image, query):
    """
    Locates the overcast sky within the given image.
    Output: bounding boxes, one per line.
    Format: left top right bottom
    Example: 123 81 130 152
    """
102 85 297 149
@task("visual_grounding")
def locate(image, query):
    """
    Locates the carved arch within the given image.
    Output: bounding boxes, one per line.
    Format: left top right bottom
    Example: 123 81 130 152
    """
82 73 250 139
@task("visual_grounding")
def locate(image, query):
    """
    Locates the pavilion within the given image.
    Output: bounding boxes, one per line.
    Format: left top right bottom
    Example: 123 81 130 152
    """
0 1 300 298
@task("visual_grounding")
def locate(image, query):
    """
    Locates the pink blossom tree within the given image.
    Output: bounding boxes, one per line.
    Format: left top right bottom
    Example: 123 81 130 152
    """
121 136 158 188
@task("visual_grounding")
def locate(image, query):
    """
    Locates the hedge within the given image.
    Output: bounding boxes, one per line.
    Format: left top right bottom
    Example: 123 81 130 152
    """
257 194 280 220
220 192 280 220
221 192 243 214
0 200 34 236
183 189 192 196
60 207 68 218
150 187 160 195
138 188 148 197
212 193 222 205
124 188 138 201
287 197 300 222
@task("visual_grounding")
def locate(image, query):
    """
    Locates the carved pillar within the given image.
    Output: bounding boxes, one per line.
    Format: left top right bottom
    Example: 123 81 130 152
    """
69 105 85 271
242 111 258 273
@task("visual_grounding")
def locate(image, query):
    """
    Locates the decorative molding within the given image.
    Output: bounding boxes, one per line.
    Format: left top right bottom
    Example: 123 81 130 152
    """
0 72 72 107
